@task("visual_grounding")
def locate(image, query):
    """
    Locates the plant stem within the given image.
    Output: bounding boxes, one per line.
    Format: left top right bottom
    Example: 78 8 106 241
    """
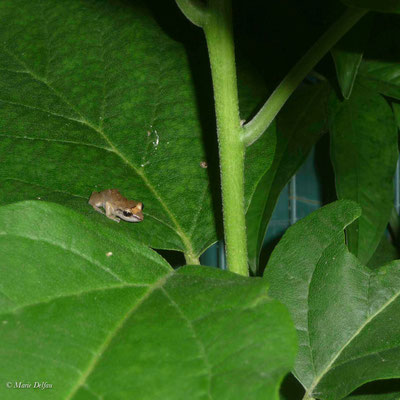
203 0 248 276
302 394 315 400
242 7 368 147
184 253 200 265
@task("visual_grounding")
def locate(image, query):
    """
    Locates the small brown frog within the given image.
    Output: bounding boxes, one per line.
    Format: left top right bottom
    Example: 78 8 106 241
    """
89 189 144 223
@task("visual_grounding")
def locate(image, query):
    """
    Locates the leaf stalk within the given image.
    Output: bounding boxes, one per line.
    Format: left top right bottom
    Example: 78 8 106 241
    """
184 253 201 265
241 7 367 147
176 0 208 27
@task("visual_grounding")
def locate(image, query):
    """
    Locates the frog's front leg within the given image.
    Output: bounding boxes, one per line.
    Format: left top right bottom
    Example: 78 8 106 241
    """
105 201 120 223
92 205 105 215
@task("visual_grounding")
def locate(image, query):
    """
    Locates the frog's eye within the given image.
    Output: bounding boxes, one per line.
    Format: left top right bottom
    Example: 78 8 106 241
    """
123 211 133 217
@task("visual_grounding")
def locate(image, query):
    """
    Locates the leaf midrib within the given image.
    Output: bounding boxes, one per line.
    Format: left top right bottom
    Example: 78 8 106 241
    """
1 283 151 316
65 271 175 400
161 287 214 400
305 284 400 397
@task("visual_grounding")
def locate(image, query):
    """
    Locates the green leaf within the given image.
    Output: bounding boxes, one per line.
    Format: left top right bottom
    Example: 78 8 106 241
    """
346 379 400 400
246 82 329 274
239 60 277 220
341 0 400 14
348 394 400 400
244 129 277 232
358 60 400 100
393 102 400 129
367 233 400 269
265 200 361 389
0 0 218 260
0 0 275 261
0 201 297 400
329 82 398 265
331 15 372 99
265 200 400 399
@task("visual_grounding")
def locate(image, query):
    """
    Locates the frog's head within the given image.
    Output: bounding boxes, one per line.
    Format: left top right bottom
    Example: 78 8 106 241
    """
116 202 144 222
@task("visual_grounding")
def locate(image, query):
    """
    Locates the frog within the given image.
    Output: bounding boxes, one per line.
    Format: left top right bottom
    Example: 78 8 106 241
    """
89 189 144 223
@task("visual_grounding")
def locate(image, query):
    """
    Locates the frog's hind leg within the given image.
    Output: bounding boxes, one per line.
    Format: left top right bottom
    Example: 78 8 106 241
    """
105 201 120 223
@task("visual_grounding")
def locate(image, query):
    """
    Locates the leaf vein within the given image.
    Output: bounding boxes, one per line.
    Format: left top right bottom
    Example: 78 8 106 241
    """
0 98 87 126
65 271 174 400
0 133 112 152
306 288 400 396
161 287 213 400
2 284 150 318
0 232 126 284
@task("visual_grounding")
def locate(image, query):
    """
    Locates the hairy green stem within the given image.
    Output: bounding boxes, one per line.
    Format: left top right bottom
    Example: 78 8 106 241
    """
242 7 368 146
203 0 248 276
176 0 208 27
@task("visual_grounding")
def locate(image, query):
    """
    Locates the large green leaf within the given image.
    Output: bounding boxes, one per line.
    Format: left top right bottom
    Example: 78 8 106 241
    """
265 200 400 399
329 82 398 265
347 379 400 400
0 0 274 261
265 200 361 389
393 102 400 128
246 82 329 274
358 61 400 100
349 394 400 400
341 0 400 13
367 232 400 269
331 15 372 99
0 201 297 400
